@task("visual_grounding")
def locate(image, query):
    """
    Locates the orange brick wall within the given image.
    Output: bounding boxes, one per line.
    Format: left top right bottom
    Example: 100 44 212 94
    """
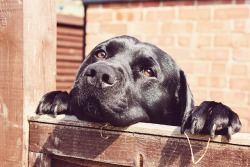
85 0 250 133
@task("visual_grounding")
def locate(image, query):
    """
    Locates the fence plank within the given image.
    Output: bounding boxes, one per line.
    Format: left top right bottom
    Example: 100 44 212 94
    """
29 115 250 167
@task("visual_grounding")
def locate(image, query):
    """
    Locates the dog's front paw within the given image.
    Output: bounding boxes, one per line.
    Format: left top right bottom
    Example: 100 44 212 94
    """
36 91 69 116
189 101 241 141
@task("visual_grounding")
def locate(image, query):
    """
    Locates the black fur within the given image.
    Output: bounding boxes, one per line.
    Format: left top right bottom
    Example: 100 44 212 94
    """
36 36 241 140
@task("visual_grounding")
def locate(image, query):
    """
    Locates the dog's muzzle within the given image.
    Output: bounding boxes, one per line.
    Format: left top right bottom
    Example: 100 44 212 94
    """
84 63 118 88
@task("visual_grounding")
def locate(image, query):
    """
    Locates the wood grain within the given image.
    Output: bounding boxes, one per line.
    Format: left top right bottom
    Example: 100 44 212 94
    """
0 0 56 166
29 115 250 167
57 14 84 27
56 15 84 92
29 115 250 146
29 152 51 167
0 1 24 165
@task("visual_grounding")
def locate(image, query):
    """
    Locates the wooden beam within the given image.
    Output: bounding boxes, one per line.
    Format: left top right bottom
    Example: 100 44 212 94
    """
29 115 250 166
0 0 56 166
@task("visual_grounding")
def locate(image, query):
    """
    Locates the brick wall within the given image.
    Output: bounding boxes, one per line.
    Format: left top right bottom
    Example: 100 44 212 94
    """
85 0 250 133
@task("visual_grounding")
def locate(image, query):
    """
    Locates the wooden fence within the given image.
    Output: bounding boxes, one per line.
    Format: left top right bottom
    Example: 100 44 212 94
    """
1 0 249 166
56 14 84 92
28 115 250 167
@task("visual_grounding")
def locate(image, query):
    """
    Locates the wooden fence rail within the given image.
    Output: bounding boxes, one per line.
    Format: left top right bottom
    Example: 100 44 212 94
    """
28 115 250 167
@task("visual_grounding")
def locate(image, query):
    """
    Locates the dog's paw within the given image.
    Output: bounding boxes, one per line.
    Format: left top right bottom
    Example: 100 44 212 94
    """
36 91 69 116
184 101 241 141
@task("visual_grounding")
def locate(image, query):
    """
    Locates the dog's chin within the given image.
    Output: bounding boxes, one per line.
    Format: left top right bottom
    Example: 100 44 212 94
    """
77 95 131 126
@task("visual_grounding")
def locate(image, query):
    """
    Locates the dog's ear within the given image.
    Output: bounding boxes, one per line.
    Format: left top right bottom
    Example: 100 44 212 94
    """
177 70 195 133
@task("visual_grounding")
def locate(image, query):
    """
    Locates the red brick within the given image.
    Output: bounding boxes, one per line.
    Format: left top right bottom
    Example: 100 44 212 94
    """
195 76 227 88
214 35 232 47
212 63 227 75
162 22 194 34
194 62 210 74
231 106 250 119
179 8 211 20
236 0 246 4
146 9 176 21
102 2 129 9
146 35 175 47
230 78 250 90
234 20 246 32
129 2 141 8
85 44 96 56
248 93 250 105
127 22 160 35
238 0 250 4
161 35 176 47
214 7 249 19
178 62 194 74
232 34 249 47
87 10 114 22
88 4 100 9
86 34 115 45
196 21 231 33
100 23 127 35
195 49 230 61
233 49 250 61
198 0 233 5
178 36 192 47
192 89 209 104
165 48 193 60
239 118 250 133
116 10 143 21
142 1 160 7
210 90 247 105
197 35 211 48
210 76 227 88
231 64 248 76
214 34 249 47
86 22 99 34
163 0 195 6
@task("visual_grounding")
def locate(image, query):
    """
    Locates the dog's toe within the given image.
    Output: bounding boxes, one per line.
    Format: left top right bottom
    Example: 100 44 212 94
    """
36 91 69 116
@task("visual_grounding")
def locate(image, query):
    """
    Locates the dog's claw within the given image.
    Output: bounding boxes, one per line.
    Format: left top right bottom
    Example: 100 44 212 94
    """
210 124 216 139
186 101 241 141
36 91 69 116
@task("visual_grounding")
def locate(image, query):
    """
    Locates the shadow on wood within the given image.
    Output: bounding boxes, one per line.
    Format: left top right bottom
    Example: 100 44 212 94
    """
28 115 250 167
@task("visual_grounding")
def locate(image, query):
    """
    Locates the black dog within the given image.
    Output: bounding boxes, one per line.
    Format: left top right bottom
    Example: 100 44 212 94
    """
36 36 241 140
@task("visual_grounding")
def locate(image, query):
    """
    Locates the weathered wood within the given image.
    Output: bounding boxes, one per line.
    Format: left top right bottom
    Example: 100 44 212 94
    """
29 115 250 167
0 0 56 166
23 0 57 166
51 155 128 167
57 47 83 56
28 115 250 146
29 152 51 167
57 40 84 48
57 26 83 36
57 14 84 27
56 15 84 92
0 1 24 166
57 34 83 42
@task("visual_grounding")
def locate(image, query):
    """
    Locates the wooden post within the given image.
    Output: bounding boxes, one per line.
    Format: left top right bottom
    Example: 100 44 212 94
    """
0 0 56 166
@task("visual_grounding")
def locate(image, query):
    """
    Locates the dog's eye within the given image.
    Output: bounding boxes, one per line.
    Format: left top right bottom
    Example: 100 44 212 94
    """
143 68 155 77
96 51 106 59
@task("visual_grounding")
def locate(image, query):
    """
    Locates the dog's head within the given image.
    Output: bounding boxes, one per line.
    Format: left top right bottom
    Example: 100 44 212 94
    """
70 36 194 126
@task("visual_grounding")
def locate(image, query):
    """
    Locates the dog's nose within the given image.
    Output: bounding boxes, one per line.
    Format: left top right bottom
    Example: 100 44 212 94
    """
85 63 117 88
